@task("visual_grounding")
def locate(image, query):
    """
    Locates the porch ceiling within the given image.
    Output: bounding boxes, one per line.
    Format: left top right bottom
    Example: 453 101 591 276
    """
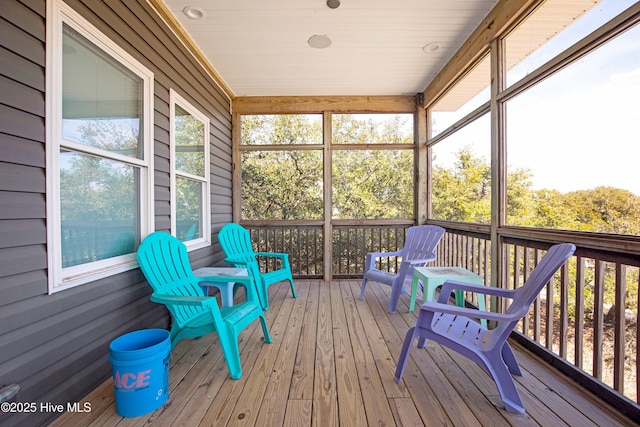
157 0 500 97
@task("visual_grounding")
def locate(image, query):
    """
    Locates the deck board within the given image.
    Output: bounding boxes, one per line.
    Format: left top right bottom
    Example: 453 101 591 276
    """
51 280 636 427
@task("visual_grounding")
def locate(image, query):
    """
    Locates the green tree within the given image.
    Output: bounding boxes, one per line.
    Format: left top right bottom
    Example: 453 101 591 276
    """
241 150 323 220
241 114 414 220
332 149 413 219
563 187 640 234
432 147 491 223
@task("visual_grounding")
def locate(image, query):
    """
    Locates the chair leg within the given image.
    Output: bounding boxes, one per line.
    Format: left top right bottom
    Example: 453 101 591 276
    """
288 278 298 299
169 325 181 350
259 314 273 343
218 324 243 380
257 282 269 311
388 282 403 313
359 277 368 300
501 342 522 376
394 326 417 383
485 354 525 413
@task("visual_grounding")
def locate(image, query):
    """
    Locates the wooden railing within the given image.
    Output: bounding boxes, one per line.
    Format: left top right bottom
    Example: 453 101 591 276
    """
331 223 412 277
244 221 640 415
247 223 324 278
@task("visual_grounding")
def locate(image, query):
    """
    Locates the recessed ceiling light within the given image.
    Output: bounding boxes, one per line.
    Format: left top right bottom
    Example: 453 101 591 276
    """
183 6 206 20
422 42 441 53
308 35 332 49
327 0 340 9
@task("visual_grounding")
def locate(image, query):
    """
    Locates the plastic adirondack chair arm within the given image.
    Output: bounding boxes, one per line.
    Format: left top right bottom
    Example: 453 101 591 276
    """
437 279 517 303
405 256 436 266
255 252 288 259
364 250 403 270
150 293 215 307
223 257 253 266
368 250 403 259
420 301 522 322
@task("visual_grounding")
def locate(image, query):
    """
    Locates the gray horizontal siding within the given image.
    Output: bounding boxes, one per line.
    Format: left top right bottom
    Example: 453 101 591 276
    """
0 0 233 425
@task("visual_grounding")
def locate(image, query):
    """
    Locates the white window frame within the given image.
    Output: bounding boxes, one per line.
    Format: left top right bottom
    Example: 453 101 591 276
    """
170 90 211 249
46 0 154 293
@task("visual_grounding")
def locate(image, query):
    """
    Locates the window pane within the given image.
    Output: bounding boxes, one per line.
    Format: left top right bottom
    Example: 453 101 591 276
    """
174 104 205 177
176 176 203 241
332 150 414 219
241 150 323 220
62 24 144 159
506 24 640 234
60 151 139 267
332 114 413 144
505 0 636 87
241 114 322 145
431 114 491 223
431 55 490 137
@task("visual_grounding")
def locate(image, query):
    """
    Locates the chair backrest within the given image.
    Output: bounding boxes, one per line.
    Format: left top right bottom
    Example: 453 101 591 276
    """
492 243 575 339
401 225 446 260
136 232 206 327
394 225 446 283
219 223 255 261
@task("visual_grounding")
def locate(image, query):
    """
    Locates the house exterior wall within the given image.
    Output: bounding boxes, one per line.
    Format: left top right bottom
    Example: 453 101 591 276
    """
0 1 233 426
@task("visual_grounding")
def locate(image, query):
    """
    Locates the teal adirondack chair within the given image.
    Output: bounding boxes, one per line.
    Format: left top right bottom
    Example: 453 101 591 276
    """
136 231 272 379
218 223 297 311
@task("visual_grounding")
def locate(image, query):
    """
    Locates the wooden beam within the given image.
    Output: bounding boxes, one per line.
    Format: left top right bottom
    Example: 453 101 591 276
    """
414 97 427 225
231 112 242 221
232 96 416 114
422 0 542 108
147 0 234 101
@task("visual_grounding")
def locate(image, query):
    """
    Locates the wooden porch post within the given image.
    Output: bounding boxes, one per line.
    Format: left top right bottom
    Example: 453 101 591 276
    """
490 37 506 308
232 111 242 222
323 112 332 281
415 94 428 225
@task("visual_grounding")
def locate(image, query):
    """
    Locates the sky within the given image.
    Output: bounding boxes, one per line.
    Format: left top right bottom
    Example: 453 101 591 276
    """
433 0 640 196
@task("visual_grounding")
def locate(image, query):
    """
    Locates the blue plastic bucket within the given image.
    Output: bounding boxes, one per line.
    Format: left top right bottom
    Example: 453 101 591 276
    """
109 329 171 417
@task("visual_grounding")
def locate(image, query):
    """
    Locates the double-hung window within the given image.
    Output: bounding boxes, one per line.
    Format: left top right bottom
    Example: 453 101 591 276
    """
47 1 154 292
170 90 210 247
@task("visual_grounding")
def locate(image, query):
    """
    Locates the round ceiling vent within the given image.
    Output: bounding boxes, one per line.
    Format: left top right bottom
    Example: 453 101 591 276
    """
308 35 332 49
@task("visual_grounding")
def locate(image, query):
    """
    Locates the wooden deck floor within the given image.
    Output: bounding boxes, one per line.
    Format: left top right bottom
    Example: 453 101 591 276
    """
51 279 635 426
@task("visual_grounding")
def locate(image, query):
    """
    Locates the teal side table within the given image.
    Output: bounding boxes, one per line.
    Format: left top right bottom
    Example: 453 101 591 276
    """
410 266 487 327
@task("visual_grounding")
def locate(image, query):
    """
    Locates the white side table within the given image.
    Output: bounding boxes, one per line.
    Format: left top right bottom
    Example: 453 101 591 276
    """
192 267 248 307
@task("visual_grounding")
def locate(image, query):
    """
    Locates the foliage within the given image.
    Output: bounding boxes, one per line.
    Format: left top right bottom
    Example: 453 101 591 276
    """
240 114 414 220
432 147 640 236
433 147 640 313
60 120 140 266
432 148 492 223
241 150 323 220
60 120 140 223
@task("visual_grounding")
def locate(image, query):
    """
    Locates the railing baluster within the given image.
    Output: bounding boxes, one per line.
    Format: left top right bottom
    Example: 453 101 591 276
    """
533 249 541 342
637 268 640 402
546 270 555 351
575 256 585 370
560 262 569 359
614 263 626 392
594 259 605 380
523 247 531 337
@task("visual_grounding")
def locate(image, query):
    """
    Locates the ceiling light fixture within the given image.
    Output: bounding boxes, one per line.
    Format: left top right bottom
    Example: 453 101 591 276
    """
327 0 340 9
422 42 441 53
183 6 206 20
308 35 332 49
